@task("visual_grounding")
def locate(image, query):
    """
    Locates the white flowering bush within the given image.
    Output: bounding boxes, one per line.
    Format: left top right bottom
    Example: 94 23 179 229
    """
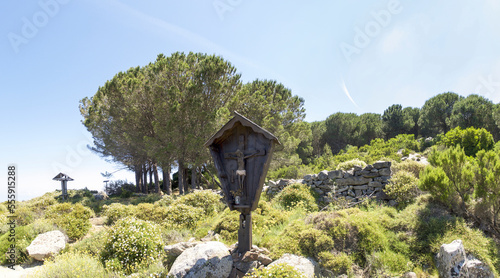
101 217 164 274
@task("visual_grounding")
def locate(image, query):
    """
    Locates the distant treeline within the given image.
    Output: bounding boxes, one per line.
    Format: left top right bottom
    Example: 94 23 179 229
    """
80 52 500 193
297 92 500 165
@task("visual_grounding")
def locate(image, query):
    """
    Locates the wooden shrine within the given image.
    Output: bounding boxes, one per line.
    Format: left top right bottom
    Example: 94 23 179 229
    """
205 112 280 253
53 172 73 200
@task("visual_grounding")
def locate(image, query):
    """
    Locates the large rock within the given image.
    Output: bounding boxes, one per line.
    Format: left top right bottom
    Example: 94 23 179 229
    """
317 170 329 181
168 241 232 278
328 170 343 179
164 241 200 257
26 230 68 261
436 239 494 278
269 253 318 278
461 258 494 278
373 161 391 169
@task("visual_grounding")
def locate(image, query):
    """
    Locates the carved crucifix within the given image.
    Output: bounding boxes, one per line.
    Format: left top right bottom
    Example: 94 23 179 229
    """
224 134 265 198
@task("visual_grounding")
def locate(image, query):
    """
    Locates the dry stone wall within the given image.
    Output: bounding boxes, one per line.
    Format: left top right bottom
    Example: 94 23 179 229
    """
266 161 392 203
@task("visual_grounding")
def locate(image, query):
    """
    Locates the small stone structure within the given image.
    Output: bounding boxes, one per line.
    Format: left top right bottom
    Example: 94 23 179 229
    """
266 161 392 203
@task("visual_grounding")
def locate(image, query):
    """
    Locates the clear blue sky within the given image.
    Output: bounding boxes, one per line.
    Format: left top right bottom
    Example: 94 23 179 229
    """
1 0 500 201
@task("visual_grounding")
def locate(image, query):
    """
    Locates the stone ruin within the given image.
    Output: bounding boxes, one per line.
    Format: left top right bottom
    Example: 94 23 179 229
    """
266 161 392 203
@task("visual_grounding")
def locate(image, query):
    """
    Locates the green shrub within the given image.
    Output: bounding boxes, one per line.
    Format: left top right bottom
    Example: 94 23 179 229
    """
441 126 494 157
336 159 367 170
153 195 175 207
15 204 36 226
102 203 136 225
46 203 94 240
392 160 426 178
212 208 240 242
474 149 500 229
245 263 305 278
384 171 419 204
420 145 475 213
101 217 164 274
298 228 334 258
67 229 108 257
318 251 353 276
31 251 107 278
272 183 318 212
163 204 204 229
133 203 168 224
269 220 310 259
173 190 223 216
366 250 412 276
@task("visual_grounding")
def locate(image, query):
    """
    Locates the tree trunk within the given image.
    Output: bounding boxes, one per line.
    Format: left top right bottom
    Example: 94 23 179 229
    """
135 165 142 193
149 164 154 194
191 166 197 190
178 161 185 195
143 164 148 194
153 162 160 194
184 168 189 194
163 166 171 195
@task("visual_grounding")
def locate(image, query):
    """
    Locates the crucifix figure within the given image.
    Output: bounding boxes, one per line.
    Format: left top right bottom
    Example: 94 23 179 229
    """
224 134 265 198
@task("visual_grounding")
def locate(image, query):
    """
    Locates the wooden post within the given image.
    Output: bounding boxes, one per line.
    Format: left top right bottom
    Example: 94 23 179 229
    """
61 180 67 200
238 213 252 253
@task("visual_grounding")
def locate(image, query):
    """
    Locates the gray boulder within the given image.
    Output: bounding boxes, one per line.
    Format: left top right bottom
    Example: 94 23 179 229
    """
164 241 199 257
168 241 232 278
460 258 494 278
269 253 318 278
436 239 466 278
317 170 329 181
328 170 343 179
373 161 391 169
26 230 68 261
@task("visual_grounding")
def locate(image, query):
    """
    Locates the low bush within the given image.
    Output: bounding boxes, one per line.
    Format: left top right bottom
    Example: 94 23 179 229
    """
101 217 164 275
172 190 223 216
163 204 204 229
298 228 334 257
336 159 367 170
272 183 318 212
153 195 175 207
45 203 94 240
67 229 108 257
245 263 305 277
392 160 426 178
318 251 353 276
440 126 494 157
133 203 168 224
384 171 420 204
31 251 107 278
102 203 136 225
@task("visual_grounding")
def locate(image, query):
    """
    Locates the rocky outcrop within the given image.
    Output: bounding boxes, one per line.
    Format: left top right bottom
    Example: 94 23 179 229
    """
93 191 108 200
266 161 392 203
26 230 68 261
229 244 273 276
168 241 233 278
268 253 319 278
436 239 494 278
